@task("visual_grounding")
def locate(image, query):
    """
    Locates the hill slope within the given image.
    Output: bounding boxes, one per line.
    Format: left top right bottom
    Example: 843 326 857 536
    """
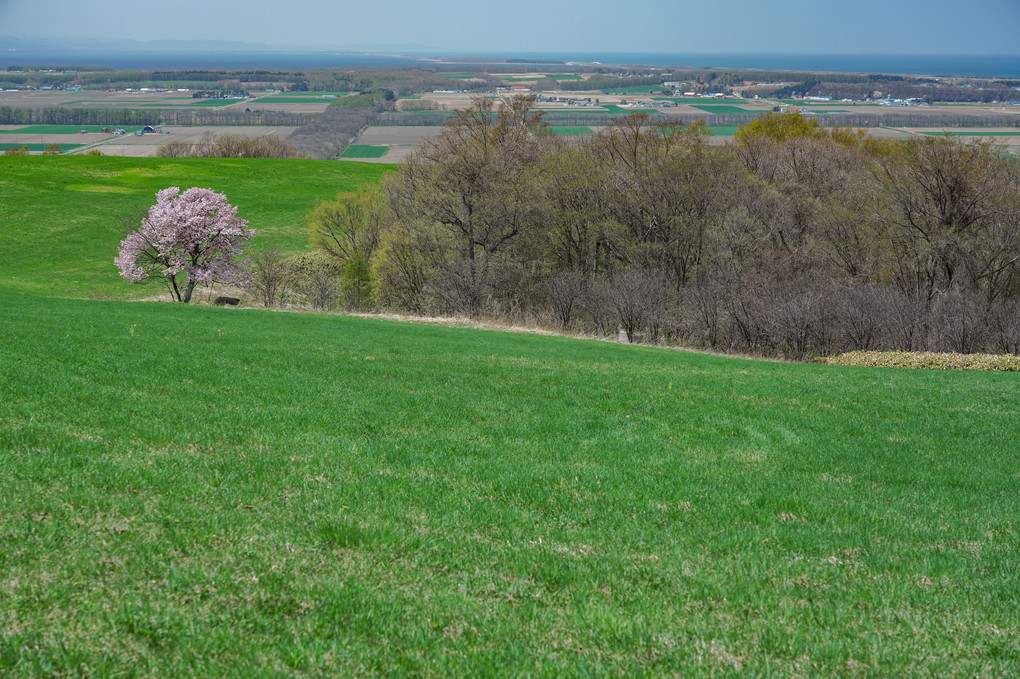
0 156 391 299
1 294 1017 677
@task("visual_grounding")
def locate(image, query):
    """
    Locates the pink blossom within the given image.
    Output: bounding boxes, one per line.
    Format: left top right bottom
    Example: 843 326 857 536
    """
115 186 254 302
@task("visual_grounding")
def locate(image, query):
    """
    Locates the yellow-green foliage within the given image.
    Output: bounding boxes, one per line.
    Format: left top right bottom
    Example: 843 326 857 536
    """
734 110 822 143
823 350 1020 371
282 250 342 284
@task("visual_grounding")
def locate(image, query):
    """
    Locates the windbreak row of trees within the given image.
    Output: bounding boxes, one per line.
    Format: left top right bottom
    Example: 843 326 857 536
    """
293 102 1020 358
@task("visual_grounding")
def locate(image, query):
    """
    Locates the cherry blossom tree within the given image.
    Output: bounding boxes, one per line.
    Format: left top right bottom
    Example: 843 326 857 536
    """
115 186 254 302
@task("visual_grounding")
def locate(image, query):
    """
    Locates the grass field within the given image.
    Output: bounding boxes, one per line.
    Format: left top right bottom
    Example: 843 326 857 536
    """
340 144 390 158
688 104 757 115
603 105 661 115
0 293 1017 677
545 126 593 136
0 156 391 299
0 143 84 152
1 153 1018 677
706 125 740 136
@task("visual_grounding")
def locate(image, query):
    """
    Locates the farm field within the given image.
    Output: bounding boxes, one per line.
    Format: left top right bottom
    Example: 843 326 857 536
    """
0 125 299 157
347 126 443 162
688 104 758 115
0 89 334 114
1 290 1018 677
602 105 660 115
877 127 1020 152
602 86 666 94
0 142 84 152
0 124 147 134
0 156 391 298
919 129 1020 136
340 144 390 158
545 126 593 136
705 125 740 136
0 89 252 110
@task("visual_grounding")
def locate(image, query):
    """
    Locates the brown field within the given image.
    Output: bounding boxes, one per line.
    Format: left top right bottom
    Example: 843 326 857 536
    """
342 126 443 163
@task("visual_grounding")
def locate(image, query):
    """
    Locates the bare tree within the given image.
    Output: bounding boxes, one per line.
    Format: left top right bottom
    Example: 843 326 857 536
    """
249 249 291 308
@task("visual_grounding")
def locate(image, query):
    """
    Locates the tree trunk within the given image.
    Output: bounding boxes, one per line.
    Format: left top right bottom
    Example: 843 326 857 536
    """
183 280 196 303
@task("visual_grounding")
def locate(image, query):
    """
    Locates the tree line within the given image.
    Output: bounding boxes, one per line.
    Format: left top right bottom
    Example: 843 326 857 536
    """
277 101 1020 359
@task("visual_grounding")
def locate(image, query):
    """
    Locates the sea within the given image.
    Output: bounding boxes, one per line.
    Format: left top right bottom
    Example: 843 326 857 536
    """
1 50 1018 79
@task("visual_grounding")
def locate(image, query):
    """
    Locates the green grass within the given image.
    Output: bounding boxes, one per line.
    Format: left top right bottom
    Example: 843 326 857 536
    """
0 143 84 152
544 126 593 136
547 74 583 81
2 152 1018 676
0 293 1017 677
689 104 757 115
340 145 390 158
0 125 146 134
706 125 740 136
0 156 391 299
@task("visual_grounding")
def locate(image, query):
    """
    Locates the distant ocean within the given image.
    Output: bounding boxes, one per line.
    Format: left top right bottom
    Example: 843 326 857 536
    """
1 49 1018 79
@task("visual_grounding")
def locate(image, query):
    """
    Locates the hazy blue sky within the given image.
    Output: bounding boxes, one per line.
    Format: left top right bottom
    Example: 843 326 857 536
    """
1 0 1018 55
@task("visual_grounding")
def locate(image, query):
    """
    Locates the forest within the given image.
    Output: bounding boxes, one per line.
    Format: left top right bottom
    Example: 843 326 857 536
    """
289 101 1020 359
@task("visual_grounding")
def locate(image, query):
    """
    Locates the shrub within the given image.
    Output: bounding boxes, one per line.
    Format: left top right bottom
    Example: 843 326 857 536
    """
821 351 1020 371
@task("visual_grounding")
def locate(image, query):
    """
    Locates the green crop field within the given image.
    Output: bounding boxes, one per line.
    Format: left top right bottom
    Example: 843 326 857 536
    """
1 154 1018 677
341 145 390 158
545 126 593 136
689 104 757 115
0 156 391 299
706 125 740 136
0 142 84 152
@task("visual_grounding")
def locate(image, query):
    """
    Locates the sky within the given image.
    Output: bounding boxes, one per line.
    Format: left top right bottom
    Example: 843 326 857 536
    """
1 0 1018 55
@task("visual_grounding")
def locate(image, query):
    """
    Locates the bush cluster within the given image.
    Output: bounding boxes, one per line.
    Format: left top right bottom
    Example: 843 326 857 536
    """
822 351 1020 371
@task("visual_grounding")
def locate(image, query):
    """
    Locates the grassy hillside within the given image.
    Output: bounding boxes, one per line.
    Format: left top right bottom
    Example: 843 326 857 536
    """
1 294 1018 677
0 156 391 299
